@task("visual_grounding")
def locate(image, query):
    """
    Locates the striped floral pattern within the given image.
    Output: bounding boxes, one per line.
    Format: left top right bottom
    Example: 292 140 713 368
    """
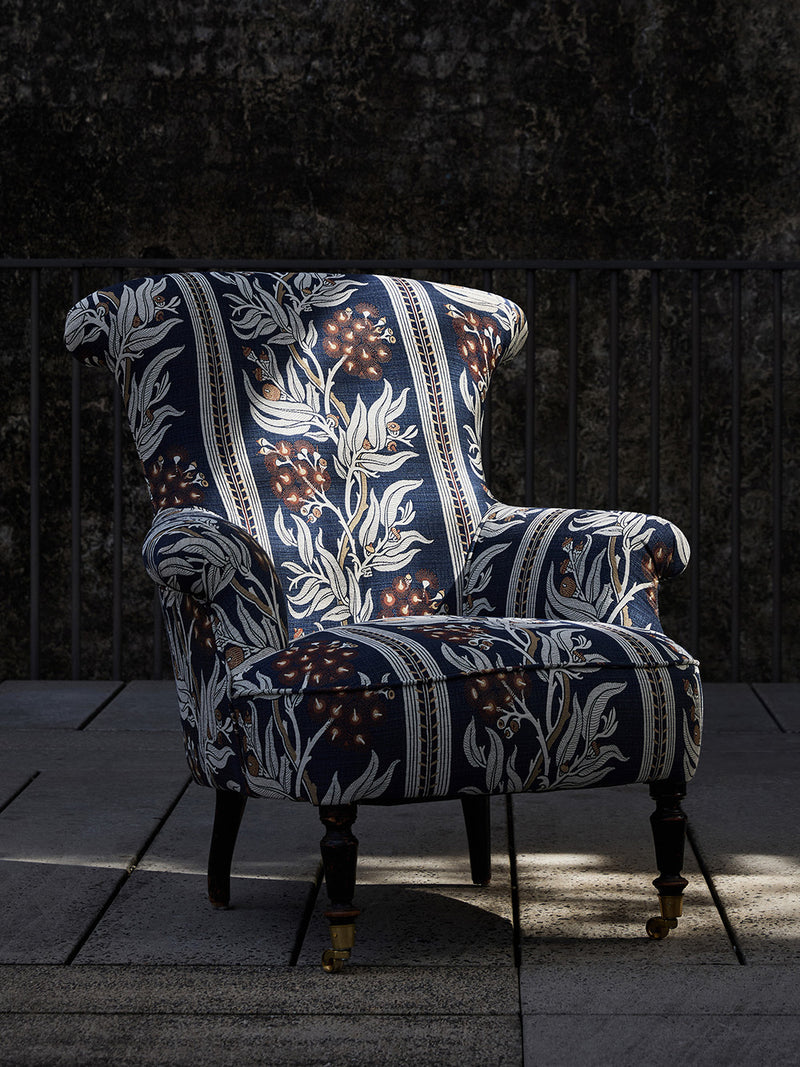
65 271 702 804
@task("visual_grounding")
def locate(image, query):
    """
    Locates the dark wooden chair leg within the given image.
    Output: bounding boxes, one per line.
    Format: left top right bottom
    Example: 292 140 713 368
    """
461 795 492 886
319 803 360 973
207 790 248 909
646 780 689 939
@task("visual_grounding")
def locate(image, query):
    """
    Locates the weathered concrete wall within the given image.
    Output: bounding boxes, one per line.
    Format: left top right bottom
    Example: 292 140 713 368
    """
1 0 799 682
4 0 800 260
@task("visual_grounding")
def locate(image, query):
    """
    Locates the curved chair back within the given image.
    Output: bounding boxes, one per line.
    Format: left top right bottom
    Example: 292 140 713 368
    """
65 271 527 633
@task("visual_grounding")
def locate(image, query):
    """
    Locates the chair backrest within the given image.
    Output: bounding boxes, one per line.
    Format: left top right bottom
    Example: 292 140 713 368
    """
65 271 527 633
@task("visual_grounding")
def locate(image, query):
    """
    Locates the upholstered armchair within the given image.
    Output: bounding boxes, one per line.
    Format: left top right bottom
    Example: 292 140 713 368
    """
65 271 702 971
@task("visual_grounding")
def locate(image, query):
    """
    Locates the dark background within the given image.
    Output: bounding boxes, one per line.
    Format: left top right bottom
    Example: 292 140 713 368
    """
4 0 800 261
1 0 798 681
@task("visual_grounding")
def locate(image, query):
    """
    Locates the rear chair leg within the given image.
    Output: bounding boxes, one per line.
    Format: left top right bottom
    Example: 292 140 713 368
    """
461 795 492 886
319 803 360 973
647 780 689 939
208 791 248 908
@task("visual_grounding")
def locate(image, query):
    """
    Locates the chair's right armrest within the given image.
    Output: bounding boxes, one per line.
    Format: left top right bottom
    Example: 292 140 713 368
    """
142 507 289 664
463 503 691 631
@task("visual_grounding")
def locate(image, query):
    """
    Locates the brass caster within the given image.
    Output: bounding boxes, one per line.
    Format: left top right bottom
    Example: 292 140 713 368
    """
321 948 349 973
321 922 355 974
647 893 683 938
646 916 679 940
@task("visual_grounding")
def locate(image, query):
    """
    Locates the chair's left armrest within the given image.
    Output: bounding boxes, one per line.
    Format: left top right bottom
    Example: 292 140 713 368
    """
463 503 691 630
142 507 290 664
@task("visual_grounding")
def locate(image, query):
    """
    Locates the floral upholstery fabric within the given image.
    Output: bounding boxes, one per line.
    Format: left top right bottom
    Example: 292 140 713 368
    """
65 271 702 805
464 503 691 630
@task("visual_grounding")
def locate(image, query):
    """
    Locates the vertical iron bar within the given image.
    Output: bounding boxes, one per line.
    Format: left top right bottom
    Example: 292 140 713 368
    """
567 271 578 507
29 270 41 679
772 270 783 681
690 271 701 655
730 270 742 682
71 269 82 679
649 271 661 514
112 269 124 678
524 269 536 506
608 269 620 509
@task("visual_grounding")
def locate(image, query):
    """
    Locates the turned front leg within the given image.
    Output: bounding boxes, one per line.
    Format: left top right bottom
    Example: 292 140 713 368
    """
319 803 360 972
647 780 689 939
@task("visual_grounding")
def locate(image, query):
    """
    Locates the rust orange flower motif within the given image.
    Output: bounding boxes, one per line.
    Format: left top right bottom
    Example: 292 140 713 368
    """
271 638 359 688
642 542 674 578
465 670 531 730
559 575 577 597
407 620 488 644
448 306 502 383
322 303 395 380
260 439 331 513
146 449 208 510
378 570 445 618
270 639 389 750
224 645 245 669
641 542 673 614
684 679 702 745
309 689 390 750
183 595 216 656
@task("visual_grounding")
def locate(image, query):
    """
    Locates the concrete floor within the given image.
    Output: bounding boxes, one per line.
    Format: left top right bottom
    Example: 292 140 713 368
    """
0 679 798 1066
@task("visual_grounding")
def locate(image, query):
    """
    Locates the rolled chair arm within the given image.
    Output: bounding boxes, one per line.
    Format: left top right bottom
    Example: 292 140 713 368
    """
142 507 289 665
463 503 691 631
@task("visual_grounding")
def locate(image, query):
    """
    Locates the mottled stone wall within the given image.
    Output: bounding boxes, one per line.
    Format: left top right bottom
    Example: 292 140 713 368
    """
1 0 799 681
4 0 800 260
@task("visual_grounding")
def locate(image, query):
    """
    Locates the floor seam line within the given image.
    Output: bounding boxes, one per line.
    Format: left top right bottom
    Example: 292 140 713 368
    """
64 775 192 965
686 819 747 965
0 770 40 816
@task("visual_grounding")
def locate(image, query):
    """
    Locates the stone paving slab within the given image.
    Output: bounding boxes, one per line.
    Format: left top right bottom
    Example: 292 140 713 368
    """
520 1012 800 1067
687 728 800 964
0 767 39 811
0 731 189 963
519 962 800 1015
0 1012 522 1067
0 966 522 1067
519 964 800 1066
87 680 178 732
0 681 123 729
1 680 799 1066
702 682 782 732
74 786 323 966
0 963 518 1014
753 682 800 732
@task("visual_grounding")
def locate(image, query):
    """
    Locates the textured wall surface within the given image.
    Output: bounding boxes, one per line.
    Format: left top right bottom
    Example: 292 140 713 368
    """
4 0 800 260
1 0 798 682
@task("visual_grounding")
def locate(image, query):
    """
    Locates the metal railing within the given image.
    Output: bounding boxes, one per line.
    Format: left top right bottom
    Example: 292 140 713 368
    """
2 258 796 683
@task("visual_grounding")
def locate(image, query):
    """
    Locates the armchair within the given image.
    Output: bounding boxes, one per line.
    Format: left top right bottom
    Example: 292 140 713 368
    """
65 271 702 970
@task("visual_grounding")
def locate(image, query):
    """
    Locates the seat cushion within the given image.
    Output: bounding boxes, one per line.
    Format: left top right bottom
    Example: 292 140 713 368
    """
217 616 701 804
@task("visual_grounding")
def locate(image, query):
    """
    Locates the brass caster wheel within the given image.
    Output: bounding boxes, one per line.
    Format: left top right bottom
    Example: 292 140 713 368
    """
646 916 678 940
321 922 356 973
321 948 349 974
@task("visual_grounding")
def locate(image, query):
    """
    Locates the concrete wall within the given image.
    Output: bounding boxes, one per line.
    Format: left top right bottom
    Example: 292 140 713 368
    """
4 0 800 260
